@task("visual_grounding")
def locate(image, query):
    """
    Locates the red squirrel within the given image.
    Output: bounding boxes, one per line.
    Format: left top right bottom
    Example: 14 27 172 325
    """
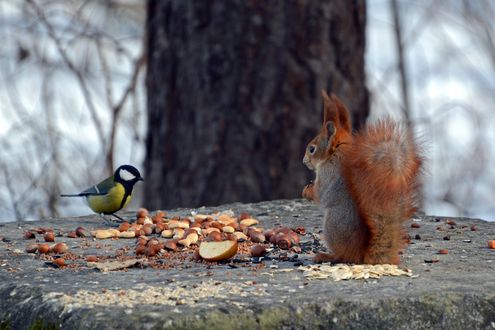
303 91 422 265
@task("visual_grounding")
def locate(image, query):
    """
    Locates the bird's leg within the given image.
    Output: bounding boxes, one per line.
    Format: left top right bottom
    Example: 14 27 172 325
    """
111 213 125 222
97 213 124 226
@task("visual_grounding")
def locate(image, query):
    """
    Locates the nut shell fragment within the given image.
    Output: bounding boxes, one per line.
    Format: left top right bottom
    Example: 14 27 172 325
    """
240 218 259 227
161 229 174 238
118 231 136 239
178 232 199 247
91 229 120 239
199 240 238 261
222 226 235 233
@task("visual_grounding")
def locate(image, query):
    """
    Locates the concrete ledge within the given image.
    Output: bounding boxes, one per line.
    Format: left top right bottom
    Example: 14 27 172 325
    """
1 200 494 329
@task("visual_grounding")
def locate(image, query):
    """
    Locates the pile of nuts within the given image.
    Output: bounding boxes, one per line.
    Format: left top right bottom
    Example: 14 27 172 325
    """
121 208 305 261
23 208 307 265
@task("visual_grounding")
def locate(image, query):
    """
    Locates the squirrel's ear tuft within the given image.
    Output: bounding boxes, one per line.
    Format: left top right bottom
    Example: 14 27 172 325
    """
321 90 331 102
330 94 352 132
322 90 337 124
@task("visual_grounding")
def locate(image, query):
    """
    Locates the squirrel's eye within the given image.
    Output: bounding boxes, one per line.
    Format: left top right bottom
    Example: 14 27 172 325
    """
309 145 316 154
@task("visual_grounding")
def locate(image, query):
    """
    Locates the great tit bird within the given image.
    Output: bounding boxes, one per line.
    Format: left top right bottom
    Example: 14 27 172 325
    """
61 164 143 221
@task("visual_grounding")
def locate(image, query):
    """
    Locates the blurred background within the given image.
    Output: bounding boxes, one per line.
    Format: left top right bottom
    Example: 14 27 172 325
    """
0 0 494 222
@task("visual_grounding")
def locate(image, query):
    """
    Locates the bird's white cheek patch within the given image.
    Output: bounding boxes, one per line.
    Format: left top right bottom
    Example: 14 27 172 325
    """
119 169 136 181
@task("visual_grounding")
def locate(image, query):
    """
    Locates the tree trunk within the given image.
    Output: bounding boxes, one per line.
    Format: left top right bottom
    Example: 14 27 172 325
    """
145 0 368 209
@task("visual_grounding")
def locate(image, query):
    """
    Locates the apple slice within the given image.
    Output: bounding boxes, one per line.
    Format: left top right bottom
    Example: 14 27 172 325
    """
199 240 238 261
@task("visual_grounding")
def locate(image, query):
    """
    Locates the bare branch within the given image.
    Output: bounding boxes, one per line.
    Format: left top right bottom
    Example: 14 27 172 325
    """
26 0 108 170
390 0 411 125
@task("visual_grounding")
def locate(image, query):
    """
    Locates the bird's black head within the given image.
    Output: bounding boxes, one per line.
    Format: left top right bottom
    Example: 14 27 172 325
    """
114 165 143 191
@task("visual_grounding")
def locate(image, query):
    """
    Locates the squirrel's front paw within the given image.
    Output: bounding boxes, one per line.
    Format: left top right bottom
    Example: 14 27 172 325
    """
313 252 335 264
302 183 315 201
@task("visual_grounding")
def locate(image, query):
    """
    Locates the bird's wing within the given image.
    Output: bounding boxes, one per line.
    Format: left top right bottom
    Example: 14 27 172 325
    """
79 176 115 196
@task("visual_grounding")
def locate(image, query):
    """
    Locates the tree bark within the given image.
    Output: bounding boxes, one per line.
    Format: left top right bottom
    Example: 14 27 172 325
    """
145 0 368 209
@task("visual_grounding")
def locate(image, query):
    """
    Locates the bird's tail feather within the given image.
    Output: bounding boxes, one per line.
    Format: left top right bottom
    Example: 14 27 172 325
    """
60 194 82 197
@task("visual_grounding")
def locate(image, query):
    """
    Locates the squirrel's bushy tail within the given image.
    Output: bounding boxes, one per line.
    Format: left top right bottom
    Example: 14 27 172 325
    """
342 119 423 264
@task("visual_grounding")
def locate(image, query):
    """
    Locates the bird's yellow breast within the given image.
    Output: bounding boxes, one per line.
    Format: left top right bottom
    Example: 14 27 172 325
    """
86 183 131 214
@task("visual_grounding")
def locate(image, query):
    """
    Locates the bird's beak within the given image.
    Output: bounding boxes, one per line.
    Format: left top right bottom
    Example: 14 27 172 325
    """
138 176 144 181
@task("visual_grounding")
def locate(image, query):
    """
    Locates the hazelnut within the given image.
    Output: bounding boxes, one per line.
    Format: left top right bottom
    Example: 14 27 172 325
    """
155 223 165 234
67 231 77 238
264 229 276 241
206 231 223 242
135 245 146 255
164 240 178 251
184 228 198 236
275 233 291 250
52 242 68 254
35 228 46 234
250 244 267 258
249 231 266 243
86 255 98 262
43 231 55 242
136 236 148 246
145 245 157 257
225 233 237 241
151 215 163 224
275 227 291 235
192 249 202 261
136 208 149 219
446 219 456 226
24 231 35 239
53 258 65 267
147 237 160 246
118 222 130 232
151 243 162 254
75 226 88 237
143 225 153 236
411 223 421 228
210 222 223 230
38 244 50 254
438 249 449 255
288 231 300 245
239 212 251 221
136 217 146 225
25 243 38 253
